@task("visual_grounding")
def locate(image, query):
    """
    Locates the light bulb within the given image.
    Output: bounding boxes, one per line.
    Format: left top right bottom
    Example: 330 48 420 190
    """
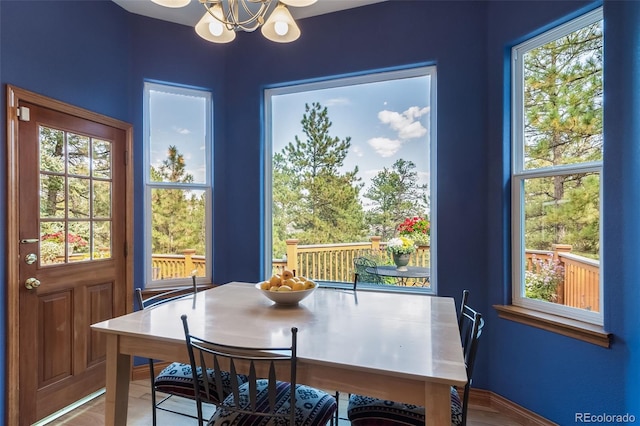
209 21 224 37
274 21 289 36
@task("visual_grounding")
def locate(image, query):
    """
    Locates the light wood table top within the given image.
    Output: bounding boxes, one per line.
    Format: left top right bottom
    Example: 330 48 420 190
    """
92 282 467 425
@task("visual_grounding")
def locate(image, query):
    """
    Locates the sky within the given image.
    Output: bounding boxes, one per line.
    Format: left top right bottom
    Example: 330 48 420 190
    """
270 74 432 209
148 87 208 184
147 74 433 208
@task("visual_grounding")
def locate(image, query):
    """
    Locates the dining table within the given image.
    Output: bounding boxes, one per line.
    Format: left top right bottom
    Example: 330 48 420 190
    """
368 265 431 287
91 281 467 425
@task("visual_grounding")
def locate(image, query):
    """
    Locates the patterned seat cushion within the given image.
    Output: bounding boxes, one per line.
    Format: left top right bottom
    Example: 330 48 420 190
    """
208 379 337 426
154 362 248 404
347 386 463 426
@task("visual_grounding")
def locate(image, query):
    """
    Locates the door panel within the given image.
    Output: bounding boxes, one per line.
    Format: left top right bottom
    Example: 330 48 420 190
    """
39 291 73 387
87 282 114 366
15 100 128 424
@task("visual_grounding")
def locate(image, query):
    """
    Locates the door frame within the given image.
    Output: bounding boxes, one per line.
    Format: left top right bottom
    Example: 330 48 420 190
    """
5 85 134 425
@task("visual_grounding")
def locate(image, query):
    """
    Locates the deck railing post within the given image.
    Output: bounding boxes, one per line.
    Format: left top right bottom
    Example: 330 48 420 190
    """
370 236 381 251
551 244 572 305
285 239 299 275
183 249 196 277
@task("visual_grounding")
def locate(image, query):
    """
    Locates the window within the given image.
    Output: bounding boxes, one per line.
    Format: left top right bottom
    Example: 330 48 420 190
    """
39 127 113 265
265 66 437 292
144 82 212 286
511 8 603 324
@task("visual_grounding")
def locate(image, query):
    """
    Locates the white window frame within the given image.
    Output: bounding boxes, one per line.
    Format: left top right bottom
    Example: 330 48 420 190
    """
143 82 213 288
511 8 603 324
263 66 438 293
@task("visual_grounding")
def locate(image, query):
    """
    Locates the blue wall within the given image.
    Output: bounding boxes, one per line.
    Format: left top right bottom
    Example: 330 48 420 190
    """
1 0 639 423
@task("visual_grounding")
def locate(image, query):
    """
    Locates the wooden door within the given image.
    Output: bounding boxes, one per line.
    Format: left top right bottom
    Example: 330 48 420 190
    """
6 87 132 425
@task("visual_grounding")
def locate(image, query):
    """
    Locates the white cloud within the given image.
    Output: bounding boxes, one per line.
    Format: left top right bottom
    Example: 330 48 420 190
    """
352 145 364 157
367 137 402 157
173 126 191 135
377 106 430 140
325 97 350 106
398 121 427 139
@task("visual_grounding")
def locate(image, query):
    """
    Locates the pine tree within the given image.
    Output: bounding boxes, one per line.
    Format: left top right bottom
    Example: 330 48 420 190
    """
364 159 428 240
151 145 205 255
523 22 602 256
275 102 365 248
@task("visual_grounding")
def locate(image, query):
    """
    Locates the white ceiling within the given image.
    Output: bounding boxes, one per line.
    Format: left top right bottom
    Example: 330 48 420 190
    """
112 0 387 28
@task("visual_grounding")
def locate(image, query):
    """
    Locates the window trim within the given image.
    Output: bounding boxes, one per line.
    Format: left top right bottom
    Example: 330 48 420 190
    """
263 65 438 292
510 7 603 325
143 81 213 288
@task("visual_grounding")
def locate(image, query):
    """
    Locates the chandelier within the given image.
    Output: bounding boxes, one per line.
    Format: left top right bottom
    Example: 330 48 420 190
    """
151 0 317 43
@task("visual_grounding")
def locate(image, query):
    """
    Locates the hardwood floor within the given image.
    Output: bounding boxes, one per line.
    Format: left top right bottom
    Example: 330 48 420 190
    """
48 380 524 425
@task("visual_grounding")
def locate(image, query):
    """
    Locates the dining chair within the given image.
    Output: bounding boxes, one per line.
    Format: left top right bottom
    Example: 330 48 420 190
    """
136 274 247 425
458 289 470 331
346 304 485 426
353 256 384 289
181 314 338 426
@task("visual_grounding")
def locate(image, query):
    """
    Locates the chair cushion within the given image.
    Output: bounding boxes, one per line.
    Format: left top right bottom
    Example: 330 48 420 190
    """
208 379 337 426
347 386 463 426
154 362 248 404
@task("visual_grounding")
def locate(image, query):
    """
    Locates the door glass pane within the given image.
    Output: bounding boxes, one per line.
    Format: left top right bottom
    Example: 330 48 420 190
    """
93 180 111 218
151 188 206 279
40 222 65 265
93 139 111 179
39 127 65 173
93 221 112 258
68 133 90 176
40 175 65 218
68 177 90 218
68 221 90 262
38 126 113 265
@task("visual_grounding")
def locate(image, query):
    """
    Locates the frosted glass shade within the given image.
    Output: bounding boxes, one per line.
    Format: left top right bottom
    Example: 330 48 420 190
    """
261 4 300 43
150 0 190 8
280 0 317 7
195 7 236 43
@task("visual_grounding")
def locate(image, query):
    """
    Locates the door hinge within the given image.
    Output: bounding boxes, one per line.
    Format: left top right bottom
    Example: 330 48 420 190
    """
17 106 30 122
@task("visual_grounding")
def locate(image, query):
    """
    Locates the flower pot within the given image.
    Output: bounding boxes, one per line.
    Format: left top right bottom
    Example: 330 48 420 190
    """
392 253 411 271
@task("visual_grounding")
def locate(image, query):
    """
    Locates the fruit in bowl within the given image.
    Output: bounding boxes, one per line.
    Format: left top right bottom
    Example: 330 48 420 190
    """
256 270 317 305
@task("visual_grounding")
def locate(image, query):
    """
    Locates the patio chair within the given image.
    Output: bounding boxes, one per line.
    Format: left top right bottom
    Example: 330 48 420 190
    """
346 303 485 426
135 274 247 425
181 315 338 426
353 256 384 289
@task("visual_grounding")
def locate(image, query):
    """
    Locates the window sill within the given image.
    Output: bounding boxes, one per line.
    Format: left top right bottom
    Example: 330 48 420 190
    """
493 304 611 348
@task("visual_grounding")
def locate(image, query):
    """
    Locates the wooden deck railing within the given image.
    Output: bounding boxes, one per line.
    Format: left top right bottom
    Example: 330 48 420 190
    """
525 244 600 312
149 241 599 311
152 249 206 279
274 237 430 287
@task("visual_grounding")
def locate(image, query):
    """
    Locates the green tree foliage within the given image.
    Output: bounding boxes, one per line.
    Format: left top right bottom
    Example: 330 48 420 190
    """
523 21 602 257
364 159 428 241
151 145 205 255
274 102 365 254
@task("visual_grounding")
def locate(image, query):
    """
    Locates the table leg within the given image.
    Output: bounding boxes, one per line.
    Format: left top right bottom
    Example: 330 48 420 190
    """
105 334 131 426
423 382 451 425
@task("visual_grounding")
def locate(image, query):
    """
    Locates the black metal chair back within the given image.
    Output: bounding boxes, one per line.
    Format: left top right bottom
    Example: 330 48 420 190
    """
353 256 383 289
135 273 198 311
182 315 298 425
135 273 201 425
458 302 484 426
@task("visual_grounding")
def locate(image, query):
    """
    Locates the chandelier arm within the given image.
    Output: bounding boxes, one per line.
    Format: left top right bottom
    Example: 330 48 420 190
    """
202 0 271 32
